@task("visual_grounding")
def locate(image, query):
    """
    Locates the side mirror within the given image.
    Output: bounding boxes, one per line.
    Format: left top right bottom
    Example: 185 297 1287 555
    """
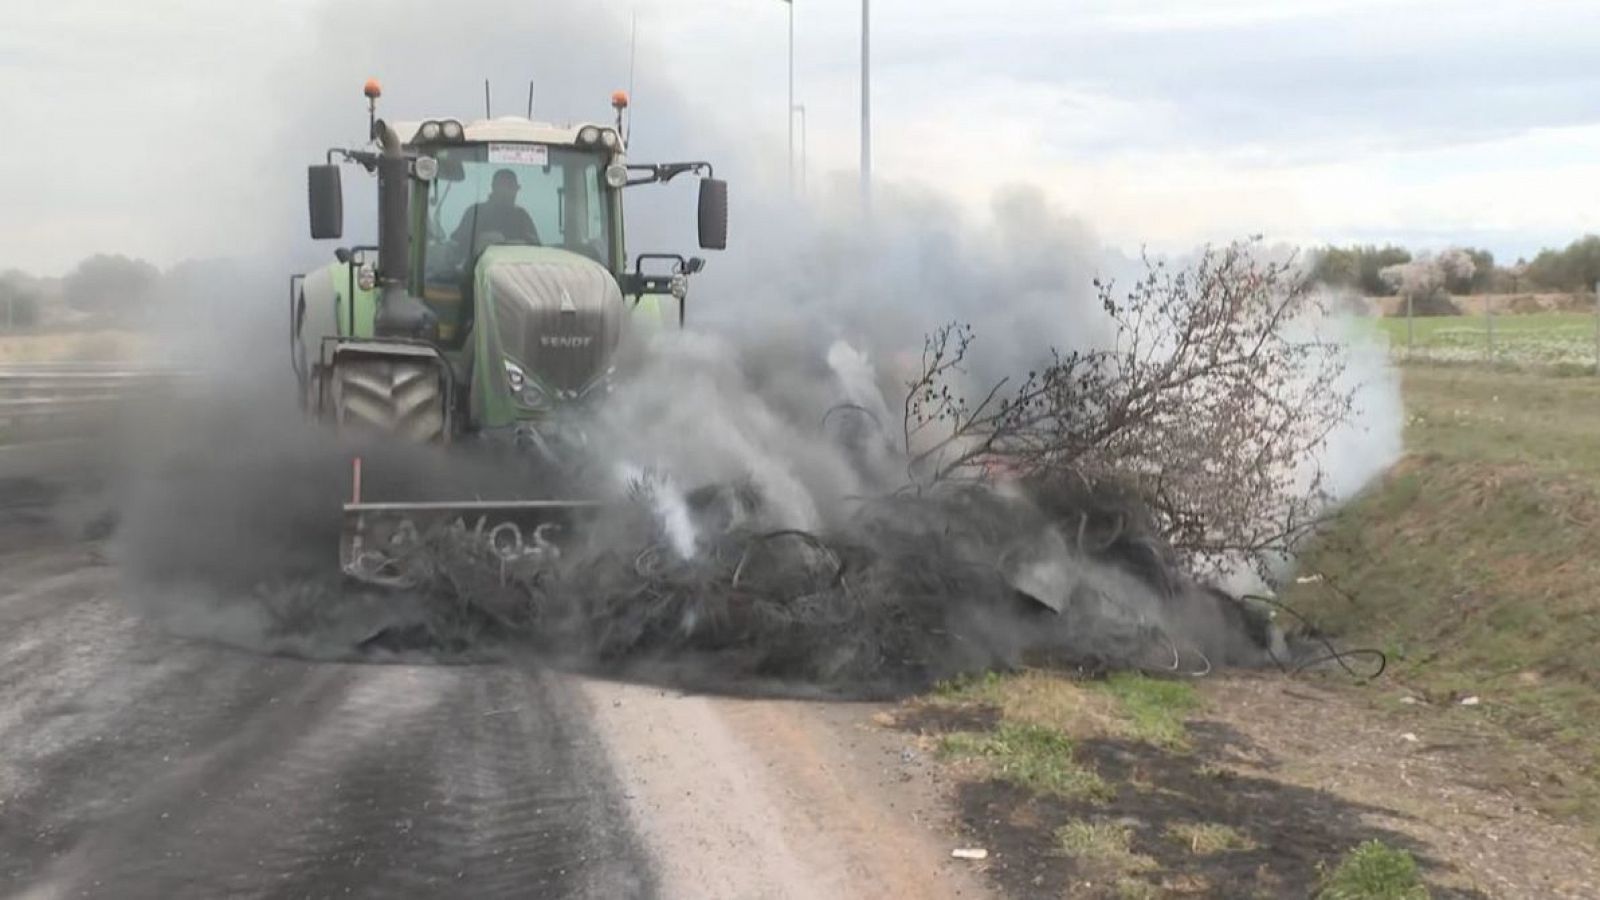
697 178 728 251
308 164 344 240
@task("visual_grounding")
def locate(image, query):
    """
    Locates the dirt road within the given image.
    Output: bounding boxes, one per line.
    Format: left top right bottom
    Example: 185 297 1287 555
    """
0 513 987 899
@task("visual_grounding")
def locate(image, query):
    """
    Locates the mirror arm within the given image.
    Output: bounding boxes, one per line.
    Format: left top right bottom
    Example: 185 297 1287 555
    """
634 252 689 276
623 161 715 187
327 147 380 172
621 253 701 304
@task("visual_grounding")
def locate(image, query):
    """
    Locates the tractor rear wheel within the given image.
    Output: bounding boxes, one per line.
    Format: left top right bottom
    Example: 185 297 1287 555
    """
329 357 447 443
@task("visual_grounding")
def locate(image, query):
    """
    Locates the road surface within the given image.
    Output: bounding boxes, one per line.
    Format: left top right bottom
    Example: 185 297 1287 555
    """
0 503 987 900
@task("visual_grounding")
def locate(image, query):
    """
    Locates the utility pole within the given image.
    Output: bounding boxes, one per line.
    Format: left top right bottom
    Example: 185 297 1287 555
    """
860 0 872 213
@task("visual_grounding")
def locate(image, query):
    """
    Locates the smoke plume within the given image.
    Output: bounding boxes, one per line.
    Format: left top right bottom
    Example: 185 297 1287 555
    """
94 0 1401 696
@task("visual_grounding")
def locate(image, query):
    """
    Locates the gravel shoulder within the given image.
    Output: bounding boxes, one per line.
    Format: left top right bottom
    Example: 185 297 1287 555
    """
582 678 991 899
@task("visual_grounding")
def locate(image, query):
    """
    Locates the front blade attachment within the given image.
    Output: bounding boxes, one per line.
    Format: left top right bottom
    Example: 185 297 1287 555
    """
341 499 604 588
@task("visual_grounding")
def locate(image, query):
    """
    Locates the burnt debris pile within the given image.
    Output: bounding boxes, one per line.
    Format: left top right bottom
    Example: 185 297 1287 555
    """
335 476 1292 697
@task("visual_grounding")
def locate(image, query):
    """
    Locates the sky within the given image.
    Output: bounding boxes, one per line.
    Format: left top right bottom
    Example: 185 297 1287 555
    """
3 0 1599 274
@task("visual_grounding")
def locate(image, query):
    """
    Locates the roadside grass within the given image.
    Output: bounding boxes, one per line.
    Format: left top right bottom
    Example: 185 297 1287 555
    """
1163 821 1256 856
933 669 1200 750
1286 362 1600 825
938 722 1112 802
1054 820 1154 869
1090 672 1200 749
914 669 1451 897
1317 840 1430 900
1053 820 1159 896
929 671 1202 802
1373 312 1599 370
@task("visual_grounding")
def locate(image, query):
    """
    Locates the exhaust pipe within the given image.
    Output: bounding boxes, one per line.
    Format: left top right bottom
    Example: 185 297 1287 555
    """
374 123 409 287
371 121 438 339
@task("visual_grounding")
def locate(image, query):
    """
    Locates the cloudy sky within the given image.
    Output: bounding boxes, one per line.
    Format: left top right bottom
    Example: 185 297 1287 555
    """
4 0 1598 273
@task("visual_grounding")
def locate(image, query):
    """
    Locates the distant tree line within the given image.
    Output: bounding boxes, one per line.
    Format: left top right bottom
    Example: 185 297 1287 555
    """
0 270 44 329
1309 236 1600 296
0 253 172 331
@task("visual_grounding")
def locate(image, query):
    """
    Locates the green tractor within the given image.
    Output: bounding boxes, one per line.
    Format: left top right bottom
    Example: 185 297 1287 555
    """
290 80 728 583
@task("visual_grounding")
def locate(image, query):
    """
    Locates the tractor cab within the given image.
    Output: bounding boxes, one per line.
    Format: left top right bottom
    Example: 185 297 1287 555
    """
393 119 627 348
294 80 728 440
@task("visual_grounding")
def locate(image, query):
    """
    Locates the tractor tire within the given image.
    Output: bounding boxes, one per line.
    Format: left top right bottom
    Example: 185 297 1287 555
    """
329 357 447 443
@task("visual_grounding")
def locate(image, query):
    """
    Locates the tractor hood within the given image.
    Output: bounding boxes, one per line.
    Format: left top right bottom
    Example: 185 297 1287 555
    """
472 245 625 423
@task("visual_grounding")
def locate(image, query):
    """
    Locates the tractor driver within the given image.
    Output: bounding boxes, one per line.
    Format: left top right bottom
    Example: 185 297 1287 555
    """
452 168 540 249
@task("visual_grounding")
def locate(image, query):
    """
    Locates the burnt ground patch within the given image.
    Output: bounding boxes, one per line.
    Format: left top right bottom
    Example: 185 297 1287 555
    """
909 711 1489 899
894 701 1005 735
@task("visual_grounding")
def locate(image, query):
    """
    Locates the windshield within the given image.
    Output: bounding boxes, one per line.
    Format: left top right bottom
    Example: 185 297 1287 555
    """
421 143 614 284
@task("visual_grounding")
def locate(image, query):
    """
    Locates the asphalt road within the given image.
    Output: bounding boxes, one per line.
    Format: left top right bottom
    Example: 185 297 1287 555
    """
0 476 991 900
0 524 654 899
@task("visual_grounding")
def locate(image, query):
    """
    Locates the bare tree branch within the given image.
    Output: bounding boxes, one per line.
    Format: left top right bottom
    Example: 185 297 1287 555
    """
902 239 1358 581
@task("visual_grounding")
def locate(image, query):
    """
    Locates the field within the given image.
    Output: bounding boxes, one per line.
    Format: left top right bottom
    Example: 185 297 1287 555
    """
1287 362 1600 819
0 329 147 363
1374 311 1600 370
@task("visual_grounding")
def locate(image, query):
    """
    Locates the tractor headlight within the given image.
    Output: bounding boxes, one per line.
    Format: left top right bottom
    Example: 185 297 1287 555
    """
413 156 439 181
669 274 688 300
599 129 620 151
504 359 549 409
605 163 628 189
356 264 377 291
577 125 601 146
419 120 443 142
504 359 526 390
440 119 464 141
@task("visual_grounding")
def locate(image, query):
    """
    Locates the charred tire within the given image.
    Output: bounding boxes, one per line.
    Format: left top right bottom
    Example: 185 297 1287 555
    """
330 358 447 442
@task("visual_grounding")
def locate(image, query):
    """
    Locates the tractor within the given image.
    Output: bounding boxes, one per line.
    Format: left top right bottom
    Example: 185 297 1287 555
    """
290 79 728 583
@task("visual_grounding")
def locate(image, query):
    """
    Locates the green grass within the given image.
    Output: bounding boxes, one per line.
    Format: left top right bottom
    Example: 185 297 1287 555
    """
1287 363 1600 824
1055 819 1156 871
1397 364 1600 485
938 722 1113 802
1374 312 1599 370
932 669 1008 701
1164 821 1257 855
1091 673 1201 748
1317 840 1429 900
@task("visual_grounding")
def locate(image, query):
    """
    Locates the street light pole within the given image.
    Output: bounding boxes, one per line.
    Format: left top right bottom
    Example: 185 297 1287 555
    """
793 104 807 195
860 0 871 212
782 0 794 192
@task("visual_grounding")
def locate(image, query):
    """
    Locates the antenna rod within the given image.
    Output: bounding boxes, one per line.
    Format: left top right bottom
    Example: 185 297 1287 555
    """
626 12 638 144
484 79 492 118
526 80 535 118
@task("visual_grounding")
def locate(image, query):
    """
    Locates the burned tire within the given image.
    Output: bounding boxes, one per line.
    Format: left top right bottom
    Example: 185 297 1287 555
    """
330 357 447 442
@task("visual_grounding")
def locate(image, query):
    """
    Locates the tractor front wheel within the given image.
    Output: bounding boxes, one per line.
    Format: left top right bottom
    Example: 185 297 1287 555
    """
329 357 448 443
